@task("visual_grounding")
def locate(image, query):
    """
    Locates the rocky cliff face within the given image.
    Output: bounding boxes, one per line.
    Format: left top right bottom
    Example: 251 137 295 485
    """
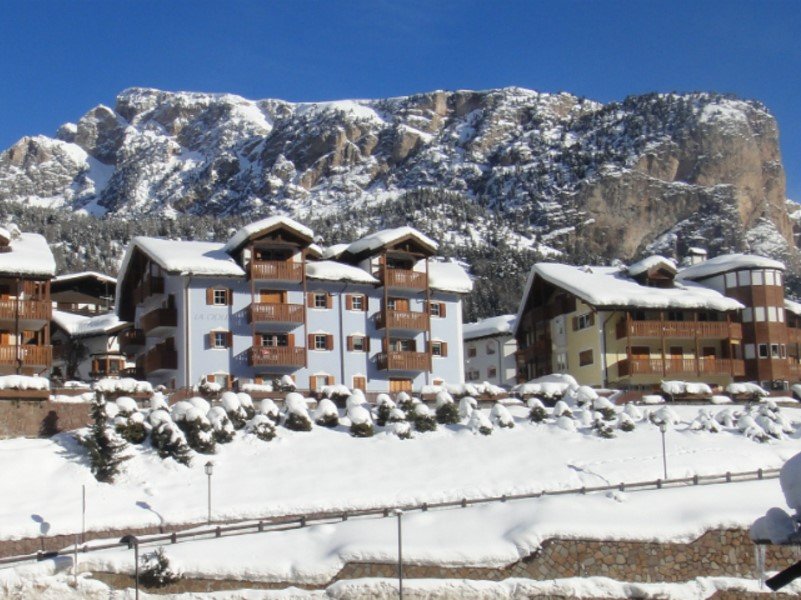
0 87 795 268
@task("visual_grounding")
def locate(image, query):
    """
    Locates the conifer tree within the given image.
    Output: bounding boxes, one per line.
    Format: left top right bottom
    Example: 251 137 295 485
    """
79 392 130 483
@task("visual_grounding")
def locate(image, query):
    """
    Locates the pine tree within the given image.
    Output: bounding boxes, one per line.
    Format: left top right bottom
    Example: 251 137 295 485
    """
79 392 130 483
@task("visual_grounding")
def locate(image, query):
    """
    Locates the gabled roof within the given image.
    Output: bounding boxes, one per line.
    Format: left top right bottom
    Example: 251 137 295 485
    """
626 255 677 277
305 260 379 285
428 259 473 294
52 310 128 338
463 314 516 341
223 216 314 254
0 233 56 278
514 262 743 334
678 253 786 281
53 271 117 285
343 226 438 260
120 237 245 277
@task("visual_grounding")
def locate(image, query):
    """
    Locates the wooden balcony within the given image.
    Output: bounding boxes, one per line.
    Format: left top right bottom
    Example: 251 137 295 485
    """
376 309 427 331
140 307 177 337
250 261 303 282
376 268 428 291
143 343 177 373
249 303 304 324
520 338 551 360
617 357 745 377
0 345 52 368
616 319 743 340
249 346 306 368
0 298 51 325
119 328 146 352
133 276 164 305
377 350 429 372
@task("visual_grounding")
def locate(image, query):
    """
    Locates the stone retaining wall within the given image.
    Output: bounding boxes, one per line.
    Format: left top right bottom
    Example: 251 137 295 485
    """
0 399 91 438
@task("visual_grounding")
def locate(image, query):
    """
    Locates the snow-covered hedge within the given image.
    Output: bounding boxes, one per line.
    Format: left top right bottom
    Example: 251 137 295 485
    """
0 374 49 390
93 378 152 395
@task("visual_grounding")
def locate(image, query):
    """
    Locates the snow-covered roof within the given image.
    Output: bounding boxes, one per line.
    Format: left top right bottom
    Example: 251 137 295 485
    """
52 310 128 337
305 260 379 285
53 271 117 285
121 237 246 277
786 299 801 317
345 226 438 257
515 263 743 332
321 243 349 260
428 260 473 294
626 255 677 277
463 314 516 340
223 216 314 254
678 253 786 281
688 247 707 256
0 233 56 278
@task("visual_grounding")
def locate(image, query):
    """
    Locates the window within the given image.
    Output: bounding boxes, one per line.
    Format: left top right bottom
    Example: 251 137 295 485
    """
387 298 397 311
313 292 328 309
260 333 288 347
667 311 684 322
779 307 785 322
348 335 368 352
771 343 780 358
486 342 496 355
350 295 365 311
574 312 594 330
467 369 480 381
488 366 497 379
310 374 333 390
430 341 448 357
781 344 787 359
777 271 783 286
765 270 776 286
206 288 231 306
755 307 766 322
210 330 231 349
739 270 751 286
742 308 753 323
579 349 593 367
725 272 737 288
753 270 764 286
556 352 568 371
467 346 477 358
758 344 769 359
428 302 446 317
768 306 778 322
314 334 329 350
745 344 756 359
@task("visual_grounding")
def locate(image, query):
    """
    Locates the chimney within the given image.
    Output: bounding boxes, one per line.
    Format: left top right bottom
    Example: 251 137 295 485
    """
687 247 707 265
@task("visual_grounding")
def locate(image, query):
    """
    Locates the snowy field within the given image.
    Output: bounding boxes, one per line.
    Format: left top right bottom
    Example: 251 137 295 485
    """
2 402 800 543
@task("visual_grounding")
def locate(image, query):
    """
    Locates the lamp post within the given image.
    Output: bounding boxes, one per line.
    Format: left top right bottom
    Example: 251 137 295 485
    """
394 509 403 599
119 535 139 600
204 461 214 524
659 422 668 480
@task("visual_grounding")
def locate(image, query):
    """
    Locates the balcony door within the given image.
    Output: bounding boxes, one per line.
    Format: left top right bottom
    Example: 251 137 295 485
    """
386 298 409 312
385 338 416 352
258 333 291 347
259 290 286 304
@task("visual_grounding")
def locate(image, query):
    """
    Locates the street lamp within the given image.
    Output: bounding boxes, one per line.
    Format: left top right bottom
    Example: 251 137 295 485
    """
204 461 214 524
119 535 139 600
394 509 403 599
659 422 668 480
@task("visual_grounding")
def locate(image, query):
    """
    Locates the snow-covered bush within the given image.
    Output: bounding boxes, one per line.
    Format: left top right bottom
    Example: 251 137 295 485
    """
221 391 247 429
276 375 296 392
710 395 732 405
149 392 169 411
115 396 138 417
412 403 437 432
246 414 276 442
207 406 234 444
642 394 665 405
575 386 599 407
553 400 573 418
458 396 477 420
237 392 256 419
179 407 216 453
139 547 179 588
198 379 222 397
259 398 280 423
149 417 191 466
468 410 493 435
388 407 407 424
579 408 594 428
388 420 412 440
593 418 615 438
624 403 643 421
93 377 152 395
375 395 396 426
396 392 417 413
435 391 459 424
593 396 617 421
348 405 374 437
314 398 340 428
727 382 767 401
649 406 680 427
528 396 547 423
690 409 720 433
345 393 365 411
557 415 577 432
617 413 635 432
115 411 147 444
188 396 211 413
491 403 515 428
283 393 312 431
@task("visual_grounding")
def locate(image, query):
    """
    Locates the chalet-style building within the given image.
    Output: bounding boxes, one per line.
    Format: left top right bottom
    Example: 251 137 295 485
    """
514 254 801 391
0 226 56 375
51 271 115 315
115 217 472 393
463 314 517 388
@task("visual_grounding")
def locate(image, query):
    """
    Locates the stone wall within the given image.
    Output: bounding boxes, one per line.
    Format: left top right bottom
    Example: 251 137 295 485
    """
0 399 91 439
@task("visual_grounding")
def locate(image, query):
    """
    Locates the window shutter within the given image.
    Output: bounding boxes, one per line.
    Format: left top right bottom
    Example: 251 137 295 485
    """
207 374 215 383
307 333 314 348
588 312 595 326
309 376 317 392
206 288 213 305
326 375 334 385
226 331 233 347
326 334 334 350
426 341 431 353
346 295 353 311
227 289 233 305
347 336 353 351
439 302 447 318
365 337 371 352
307 293 315 308
326 293 333 309
288 333 295 347
382 338 387 352
572 316 579 331
363 296 369 311
206 333 212 349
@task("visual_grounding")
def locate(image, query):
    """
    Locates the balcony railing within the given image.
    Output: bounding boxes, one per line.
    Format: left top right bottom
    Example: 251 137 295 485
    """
250 303 304 324
144 344 177 373
0 345 52 368
376 269 428 291
618 357 745 377
520 338 551 360
249 346 306 368
616 319 743 340
133 276 165 305
376 350 429 372
119 328 146 351
0 298 51 322
376 309 428 331
250 261 304 282
140 307 177 335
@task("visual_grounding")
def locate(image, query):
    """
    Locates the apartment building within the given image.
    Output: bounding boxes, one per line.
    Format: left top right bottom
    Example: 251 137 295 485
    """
115 217 471 393
463 314 517 387
0 227 55 375
514 256 746 388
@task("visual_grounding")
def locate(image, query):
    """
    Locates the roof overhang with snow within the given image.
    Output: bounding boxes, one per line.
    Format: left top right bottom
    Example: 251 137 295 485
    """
223 216 314 255
341 227 438 262
678 253 786 281
0 233 56 279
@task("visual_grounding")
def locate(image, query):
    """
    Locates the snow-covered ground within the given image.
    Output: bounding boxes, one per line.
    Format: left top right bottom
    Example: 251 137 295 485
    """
2 404 800 543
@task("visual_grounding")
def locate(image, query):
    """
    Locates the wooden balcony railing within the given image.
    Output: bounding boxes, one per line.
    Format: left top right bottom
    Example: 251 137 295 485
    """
144 344 177 372
618 357 745 377
250 303 304 324
0 345 52 368
119 328 146 351
133 276 165 305
376 269 428 291
376 309 428 331
376 350 429 372
520 338 551 360
140 307 177 335
249 346 306 368
0 298 51 322
616 319 743 340
250 261 304 282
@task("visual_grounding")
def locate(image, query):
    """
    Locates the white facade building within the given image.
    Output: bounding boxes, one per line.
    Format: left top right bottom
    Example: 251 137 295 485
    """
463 314 517 388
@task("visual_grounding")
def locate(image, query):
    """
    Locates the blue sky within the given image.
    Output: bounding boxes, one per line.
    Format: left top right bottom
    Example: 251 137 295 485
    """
2 0 800 197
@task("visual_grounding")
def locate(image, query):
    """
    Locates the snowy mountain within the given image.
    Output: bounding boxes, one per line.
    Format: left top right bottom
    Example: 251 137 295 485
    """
0 87 797 318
